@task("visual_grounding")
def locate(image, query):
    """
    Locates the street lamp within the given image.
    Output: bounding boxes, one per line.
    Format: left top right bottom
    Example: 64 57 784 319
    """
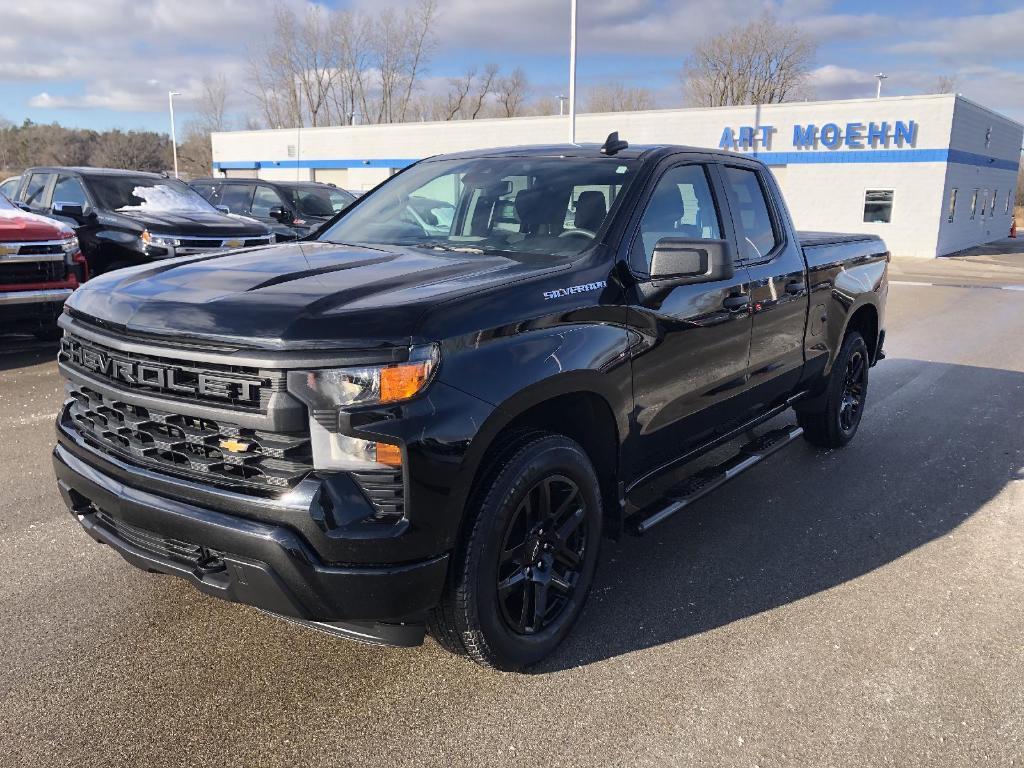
168 90 181 178
557 94 568 117
568 0 578 143
875 73 888 99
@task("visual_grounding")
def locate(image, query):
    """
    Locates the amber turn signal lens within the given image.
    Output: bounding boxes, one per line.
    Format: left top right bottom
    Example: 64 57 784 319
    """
375 442 403 467
380 360 433 403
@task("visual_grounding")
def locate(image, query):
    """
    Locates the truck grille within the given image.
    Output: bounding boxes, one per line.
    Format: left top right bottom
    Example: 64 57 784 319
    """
0 259 65 285
60 333 281 412
68 385 313 494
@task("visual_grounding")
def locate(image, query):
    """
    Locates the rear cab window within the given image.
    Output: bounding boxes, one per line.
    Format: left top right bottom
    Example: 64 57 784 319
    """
22 172 54 210
722 166 780 263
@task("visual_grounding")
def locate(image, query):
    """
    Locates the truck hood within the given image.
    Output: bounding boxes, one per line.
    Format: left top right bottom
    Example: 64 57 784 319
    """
66 240 562 349
0 207 72 241
111 209 269 237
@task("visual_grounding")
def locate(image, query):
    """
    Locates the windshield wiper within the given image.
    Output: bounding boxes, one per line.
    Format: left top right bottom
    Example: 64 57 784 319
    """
408 241 486 254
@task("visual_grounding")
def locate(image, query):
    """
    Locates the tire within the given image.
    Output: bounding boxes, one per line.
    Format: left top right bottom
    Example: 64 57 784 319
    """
796 330 870 448
428 433 603 670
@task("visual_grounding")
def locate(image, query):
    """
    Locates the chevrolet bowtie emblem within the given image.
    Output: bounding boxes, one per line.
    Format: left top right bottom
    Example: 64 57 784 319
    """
0 245 16 256
219 438 252 453
224 239 244 248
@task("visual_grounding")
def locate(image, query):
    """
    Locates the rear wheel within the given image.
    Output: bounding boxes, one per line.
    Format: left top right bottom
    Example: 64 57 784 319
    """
796 330 869 448
428 434 602 670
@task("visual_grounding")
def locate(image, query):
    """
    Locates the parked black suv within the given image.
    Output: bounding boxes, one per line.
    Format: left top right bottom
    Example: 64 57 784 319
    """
190 178 355 240
13 168 274 274
53 139 888 670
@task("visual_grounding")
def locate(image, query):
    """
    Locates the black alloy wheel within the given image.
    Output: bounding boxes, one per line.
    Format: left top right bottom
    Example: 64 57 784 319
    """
496 475 589 636
838 348 867 434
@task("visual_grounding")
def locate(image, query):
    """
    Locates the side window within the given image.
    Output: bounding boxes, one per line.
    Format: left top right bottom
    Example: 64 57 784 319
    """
722 166 779 262
191 182 217 202
219 184 255 215
252 185 286 218
634 164 721 274
53 175 89 208
947 188 957 223
23 173 53 209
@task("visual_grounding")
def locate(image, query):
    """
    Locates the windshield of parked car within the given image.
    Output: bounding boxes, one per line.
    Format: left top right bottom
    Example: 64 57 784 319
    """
318 156 639 257
0 192 14 210
86 176 220 214
289 186 354 217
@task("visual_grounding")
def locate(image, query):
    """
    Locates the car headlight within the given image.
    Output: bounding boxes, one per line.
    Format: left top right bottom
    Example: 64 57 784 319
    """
60 235 80 255
141 230 180 248
286 345 439 471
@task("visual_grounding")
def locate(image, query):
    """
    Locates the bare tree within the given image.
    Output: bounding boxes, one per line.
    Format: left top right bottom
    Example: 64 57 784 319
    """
495 67 529 118
934 75 957 94
684 16 816 107
440 63 500 120
586 82 657 113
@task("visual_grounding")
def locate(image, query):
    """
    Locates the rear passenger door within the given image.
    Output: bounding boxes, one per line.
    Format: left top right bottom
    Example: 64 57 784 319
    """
719 162 808 412
625 158 754 475
20 171 55 212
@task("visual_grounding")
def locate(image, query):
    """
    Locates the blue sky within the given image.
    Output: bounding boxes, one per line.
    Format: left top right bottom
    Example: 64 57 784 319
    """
1 0 1022 132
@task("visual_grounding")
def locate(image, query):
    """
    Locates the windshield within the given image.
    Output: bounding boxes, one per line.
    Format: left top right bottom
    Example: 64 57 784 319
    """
289 186 354 217
318 156 639 258
86 176 220 214
0 192 14 210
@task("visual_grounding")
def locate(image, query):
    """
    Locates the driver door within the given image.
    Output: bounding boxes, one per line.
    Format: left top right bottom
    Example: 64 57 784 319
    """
625 158 753 477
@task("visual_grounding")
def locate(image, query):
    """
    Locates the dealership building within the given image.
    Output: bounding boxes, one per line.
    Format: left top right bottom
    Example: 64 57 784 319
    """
212 94 1022 258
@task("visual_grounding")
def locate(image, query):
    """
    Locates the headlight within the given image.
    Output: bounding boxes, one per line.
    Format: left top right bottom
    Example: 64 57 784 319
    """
60 236 80 255
287 345 438 471
141 230 180 248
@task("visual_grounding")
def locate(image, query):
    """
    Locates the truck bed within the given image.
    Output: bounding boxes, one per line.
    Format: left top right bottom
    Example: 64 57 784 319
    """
798 231 884 249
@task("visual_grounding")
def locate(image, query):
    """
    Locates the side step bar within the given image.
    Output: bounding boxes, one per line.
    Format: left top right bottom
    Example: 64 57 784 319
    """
631 424 804 535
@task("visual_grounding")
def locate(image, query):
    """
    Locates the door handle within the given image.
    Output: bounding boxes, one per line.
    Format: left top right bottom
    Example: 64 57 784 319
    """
723 294 750 311
785 281 806 295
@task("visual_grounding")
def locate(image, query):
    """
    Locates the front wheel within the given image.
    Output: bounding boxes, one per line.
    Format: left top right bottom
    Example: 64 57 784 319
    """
428 434 602 670
796 330 870 448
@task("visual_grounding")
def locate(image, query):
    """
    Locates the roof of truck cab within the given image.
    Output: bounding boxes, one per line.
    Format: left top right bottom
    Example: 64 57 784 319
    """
430 143 742 162
24 167 167 178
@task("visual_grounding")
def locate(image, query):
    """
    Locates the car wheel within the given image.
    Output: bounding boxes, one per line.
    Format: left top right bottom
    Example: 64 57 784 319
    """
428 433 602 670
796 330 870 448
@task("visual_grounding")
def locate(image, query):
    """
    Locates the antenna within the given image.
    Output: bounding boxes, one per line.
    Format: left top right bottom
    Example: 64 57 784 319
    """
600 132 629 156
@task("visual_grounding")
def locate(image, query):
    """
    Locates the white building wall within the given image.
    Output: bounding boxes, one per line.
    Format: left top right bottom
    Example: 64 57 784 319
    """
937 99 1022 256
212 94 1022 258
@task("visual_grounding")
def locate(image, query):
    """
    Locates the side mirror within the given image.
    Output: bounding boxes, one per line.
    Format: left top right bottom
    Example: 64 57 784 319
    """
215 205 231 215
268 206 293 224
649 238 735 283
15 202 31 212
53 202 86 219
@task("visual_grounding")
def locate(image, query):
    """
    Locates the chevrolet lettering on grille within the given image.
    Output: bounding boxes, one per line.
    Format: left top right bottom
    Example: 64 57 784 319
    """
61 337 262 403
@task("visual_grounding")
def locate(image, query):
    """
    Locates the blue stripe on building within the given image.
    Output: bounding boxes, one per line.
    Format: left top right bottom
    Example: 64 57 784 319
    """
213 150 1019 172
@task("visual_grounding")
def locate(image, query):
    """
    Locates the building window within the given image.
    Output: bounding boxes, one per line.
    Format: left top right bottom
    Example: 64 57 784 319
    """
1006 194 1012 215
980 189 990 217
947 188 957 223
970 189 978 220
863 189 894 223
990 190 998 218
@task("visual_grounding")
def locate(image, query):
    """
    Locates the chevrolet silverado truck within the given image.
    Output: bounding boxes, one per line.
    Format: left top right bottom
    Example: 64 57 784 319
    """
52 137 887 670
0 191 86 339
13 167 273 275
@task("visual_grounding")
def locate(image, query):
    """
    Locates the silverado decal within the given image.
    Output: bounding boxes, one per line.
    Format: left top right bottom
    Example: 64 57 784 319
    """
543 280 607 301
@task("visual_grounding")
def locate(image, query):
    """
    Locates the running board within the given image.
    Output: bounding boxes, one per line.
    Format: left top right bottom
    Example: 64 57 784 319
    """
631 425 804 535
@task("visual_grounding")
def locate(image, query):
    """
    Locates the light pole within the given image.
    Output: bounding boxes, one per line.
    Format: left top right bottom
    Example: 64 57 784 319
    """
568 0 578 143
168 90 181 178
557 94 568 116
875 73 888 99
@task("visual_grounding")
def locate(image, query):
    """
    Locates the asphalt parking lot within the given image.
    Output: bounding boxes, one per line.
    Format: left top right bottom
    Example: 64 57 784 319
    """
2 259 1023 767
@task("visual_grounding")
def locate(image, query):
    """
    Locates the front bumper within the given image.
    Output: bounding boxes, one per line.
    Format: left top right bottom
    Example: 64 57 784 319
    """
53 440 449 647
0 289 70 331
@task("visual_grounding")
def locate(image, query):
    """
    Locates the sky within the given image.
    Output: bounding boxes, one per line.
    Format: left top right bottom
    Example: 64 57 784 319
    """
1 0 1022 133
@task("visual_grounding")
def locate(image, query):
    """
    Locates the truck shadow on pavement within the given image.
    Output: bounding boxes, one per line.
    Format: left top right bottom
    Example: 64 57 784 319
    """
538 358 1024 673
0 338 59 372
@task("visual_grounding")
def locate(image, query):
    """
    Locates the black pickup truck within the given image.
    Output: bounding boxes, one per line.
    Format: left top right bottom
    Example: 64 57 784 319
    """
52 137 887 670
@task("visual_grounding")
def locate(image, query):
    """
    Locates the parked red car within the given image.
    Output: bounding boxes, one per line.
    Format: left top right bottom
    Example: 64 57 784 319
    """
0 193 87 339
